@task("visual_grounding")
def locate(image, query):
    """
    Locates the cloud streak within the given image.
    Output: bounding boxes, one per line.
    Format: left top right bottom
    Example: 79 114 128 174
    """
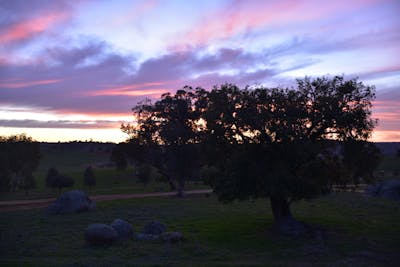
0 119 120 129
0 79 62 88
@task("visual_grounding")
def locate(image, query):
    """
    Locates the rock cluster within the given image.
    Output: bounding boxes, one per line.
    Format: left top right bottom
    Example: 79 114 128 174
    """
84 219 183 246
85 218 134 246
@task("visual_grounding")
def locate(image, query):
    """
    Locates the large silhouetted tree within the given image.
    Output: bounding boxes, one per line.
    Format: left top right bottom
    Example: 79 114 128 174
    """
123 76 379 234
197 76 379 235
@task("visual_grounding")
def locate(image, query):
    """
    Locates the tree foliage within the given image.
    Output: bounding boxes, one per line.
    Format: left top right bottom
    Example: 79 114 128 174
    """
122 76 380 234
0 134 40 194
122 89 201 196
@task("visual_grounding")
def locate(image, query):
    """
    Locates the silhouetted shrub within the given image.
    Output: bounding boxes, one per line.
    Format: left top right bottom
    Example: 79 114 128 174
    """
46 167 74 193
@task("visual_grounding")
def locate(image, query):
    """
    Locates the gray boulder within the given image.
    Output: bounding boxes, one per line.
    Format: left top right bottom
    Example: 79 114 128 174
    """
366 179 400 201
142 221 166 235
46 190 96 215
160 231 184 243
84 223 118 246
110 219 134 240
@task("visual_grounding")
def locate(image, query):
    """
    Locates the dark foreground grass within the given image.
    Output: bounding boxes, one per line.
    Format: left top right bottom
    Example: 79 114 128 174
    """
1 192 399 266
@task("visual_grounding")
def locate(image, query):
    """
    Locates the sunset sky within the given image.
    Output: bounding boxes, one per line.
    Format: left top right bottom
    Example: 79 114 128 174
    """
0 0 399 142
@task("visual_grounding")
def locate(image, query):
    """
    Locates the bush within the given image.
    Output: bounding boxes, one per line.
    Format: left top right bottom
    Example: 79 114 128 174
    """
46 167 75 193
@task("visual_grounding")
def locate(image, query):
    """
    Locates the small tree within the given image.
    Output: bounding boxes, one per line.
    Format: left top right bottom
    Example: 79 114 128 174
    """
45 167 74 194
84 166 96 189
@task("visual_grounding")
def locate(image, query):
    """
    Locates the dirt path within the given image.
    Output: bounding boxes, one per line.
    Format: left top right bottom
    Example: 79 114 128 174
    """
0 189 213 212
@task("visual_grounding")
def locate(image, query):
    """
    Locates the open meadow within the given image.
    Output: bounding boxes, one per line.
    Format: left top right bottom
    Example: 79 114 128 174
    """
0 144 207 201
1 144 400 266
1 143 399 202
1 192 399 266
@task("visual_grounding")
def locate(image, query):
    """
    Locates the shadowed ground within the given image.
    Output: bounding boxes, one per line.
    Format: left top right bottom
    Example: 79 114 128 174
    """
0 192 399 266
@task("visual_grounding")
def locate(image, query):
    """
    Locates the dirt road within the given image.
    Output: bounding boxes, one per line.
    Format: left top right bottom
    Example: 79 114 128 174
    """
0 189 213 212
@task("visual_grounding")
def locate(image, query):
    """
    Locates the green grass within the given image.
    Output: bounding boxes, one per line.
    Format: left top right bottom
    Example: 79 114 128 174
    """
377 155 400 179
0 149 207 201
2 147 399 201
1 192 399 266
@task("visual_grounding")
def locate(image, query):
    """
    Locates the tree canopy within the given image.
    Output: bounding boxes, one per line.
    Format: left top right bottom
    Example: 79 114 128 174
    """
122 76 380 234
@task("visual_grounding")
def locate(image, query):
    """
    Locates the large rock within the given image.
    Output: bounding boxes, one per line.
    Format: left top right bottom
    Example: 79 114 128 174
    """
84 223 118 246
366 179 400 201
142 221 166 235
46 190 96 215
110 219 134 240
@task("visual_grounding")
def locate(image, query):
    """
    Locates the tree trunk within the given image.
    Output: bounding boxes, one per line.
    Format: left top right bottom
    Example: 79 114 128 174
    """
176 177 185 198
270 197 307 236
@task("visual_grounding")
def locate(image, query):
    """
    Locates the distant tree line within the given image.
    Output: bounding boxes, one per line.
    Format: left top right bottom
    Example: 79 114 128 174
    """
117 75 381 234
0 135 99 196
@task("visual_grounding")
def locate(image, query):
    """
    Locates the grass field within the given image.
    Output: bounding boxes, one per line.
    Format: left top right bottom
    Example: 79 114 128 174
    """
1 146 399 201
0 148 207 201
0 192 399 266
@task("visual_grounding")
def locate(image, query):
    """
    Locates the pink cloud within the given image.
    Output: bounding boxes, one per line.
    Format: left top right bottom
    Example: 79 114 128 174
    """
0 12 68 45
93 88 168 97
0 79 62 88
110 0 159 26
172 0 387 49
88 81 169 97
